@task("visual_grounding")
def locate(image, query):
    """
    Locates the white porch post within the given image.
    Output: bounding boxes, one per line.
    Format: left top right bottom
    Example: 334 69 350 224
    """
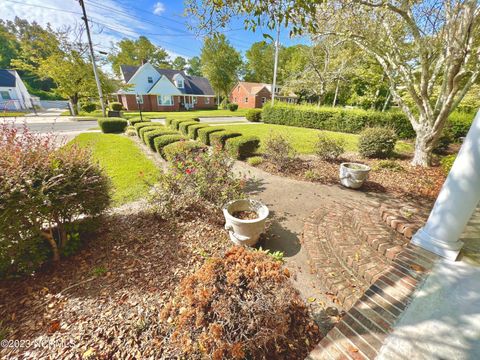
411 109 480 261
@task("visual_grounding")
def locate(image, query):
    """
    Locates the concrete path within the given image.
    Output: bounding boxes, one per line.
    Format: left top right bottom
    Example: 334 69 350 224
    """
198 116 247 123
5 120 97 133
378 210 480 360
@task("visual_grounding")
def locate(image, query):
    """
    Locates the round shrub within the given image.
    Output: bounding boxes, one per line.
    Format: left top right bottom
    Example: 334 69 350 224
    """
210 130 242 149
144 129 178 150
160 246 320 359
315 134 345 161
358 127 397 158
225 135 261 160
198 127 225 145
98 117 128 133
137 124 164 138
246 109 262 122
163 140 206 162
109 101 123 111
154 135 186 155
81 102 96 113
228 103 239 111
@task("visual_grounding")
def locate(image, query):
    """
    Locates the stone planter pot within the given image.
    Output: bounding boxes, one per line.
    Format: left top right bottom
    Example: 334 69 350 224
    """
223 199 269 246
339 162 371 189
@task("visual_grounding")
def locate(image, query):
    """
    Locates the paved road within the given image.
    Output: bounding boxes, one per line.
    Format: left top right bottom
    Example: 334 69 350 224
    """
198 116 247 123
8 120 97 133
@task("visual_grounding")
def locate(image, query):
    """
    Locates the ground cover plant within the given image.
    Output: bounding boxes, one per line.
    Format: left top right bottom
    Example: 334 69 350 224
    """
0 125 111 276
71 133 158 205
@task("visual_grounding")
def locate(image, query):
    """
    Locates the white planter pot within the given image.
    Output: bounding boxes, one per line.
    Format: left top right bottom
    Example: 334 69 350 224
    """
223 199 269 246
339 162 371 189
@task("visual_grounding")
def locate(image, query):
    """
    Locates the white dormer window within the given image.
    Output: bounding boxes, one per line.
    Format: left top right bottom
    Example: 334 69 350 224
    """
173 73 185 89
176 79 184 88
147 76 153 83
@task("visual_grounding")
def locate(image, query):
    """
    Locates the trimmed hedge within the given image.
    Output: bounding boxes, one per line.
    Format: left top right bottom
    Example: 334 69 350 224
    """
139 125 166 140
163 141 206 162
144 129 179 150
228 103 239 111
171 118 198 130
246 109 262 122
129 117 150 125
210 131 242 149
165 118 173 127
198 127 225 145
225 135 261 159
179 121 200 135
109 102 123 111
154 135 186 155
98 117 128 133
358 127 397 158
262 103 415 139
135 122 163 135
187 124 209 139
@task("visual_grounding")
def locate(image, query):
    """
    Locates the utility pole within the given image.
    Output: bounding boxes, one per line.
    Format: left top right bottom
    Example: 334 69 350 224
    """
271 24 281 105
78 0 106 118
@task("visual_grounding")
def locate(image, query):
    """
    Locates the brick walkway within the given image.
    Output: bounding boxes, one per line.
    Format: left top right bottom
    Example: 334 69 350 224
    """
304 200 438 360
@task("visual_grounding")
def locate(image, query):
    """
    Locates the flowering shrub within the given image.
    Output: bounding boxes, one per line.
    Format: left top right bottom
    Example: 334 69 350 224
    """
0 125 111 276
160 246 321 359
150 146 245 218
264 132 298 170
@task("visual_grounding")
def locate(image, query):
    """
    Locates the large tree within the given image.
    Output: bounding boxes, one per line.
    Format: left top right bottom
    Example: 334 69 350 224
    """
200 34 242 97
186 0 480 167
108 36 171 76
187 56 203 76
172 56 187 70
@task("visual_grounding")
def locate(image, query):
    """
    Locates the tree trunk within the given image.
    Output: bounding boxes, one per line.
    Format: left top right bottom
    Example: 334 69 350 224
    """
42 229 60 262
69 95 79 116
332 80 340 107
411 129 435 166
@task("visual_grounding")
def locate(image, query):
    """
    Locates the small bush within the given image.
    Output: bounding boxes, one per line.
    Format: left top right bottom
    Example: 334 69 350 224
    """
315 134 345 161
210 131 242 149
264 132 297 170
163 140 206 162
159 246 320 359
98 117 128 133
134 122 160 135
358 127 397 158
129 117 150 126
441 155 456 174
198 127 225 145
219 98 229 110
125 127 136 137
446 112 474 141
154 135 186 155
81 102 96 113
228 103 239 111
171 118 197 130
144 129 178 150
246 109 262 122
247 156 263 166
138 125 166 141
374 160 405 172
225 135 261 160
187 124 209 139
109 102 123 111
179 121 200 135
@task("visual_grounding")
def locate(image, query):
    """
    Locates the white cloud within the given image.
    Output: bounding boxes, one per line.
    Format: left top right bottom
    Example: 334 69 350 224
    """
152 2 165 15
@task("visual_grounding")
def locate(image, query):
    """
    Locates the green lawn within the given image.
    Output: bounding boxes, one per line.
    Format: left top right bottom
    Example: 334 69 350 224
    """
1 111 31 117
124 108 249 119
208 123 414 155
70 133 159 205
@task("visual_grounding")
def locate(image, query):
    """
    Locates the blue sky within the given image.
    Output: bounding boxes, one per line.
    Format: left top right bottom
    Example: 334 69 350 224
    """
2 0 308 61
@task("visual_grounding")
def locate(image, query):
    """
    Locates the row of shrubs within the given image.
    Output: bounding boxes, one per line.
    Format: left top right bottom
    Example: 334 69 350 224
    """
81 101 124 113
262 103 476 141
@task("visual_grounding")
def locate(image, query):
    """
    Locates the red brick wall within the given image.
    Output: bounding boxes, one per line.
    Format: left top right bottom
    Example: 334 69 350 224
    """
254 88 271 108
229 84 270 109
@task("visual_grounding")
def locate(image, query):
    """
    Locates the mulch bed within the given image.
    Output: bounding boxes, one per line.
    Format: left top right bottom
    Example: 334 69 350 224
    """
258 153 445 202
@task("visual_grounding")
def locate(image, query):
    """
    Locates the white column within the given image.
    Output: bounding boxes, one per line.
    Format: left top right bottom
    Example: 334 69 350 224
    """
412 109 480 261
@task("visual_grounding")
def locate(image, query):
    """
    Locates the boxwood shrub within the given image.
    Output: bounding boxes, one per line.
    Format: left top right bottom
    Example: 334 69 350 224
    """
165 118 173 127
246 109 262 122
129 117 150 125
98 117 128 133
262 103 415 139
163 141 207 161
139 125 166 140
187 124 209 139
179 121 200 135
144 129 179 150
198 127 226 145
225 135 261 160
358 127 397 158
210 131 242 149
135 122 163 136
109 102 123 111
154 135 186 155
171 118 198 130
228 103 239 111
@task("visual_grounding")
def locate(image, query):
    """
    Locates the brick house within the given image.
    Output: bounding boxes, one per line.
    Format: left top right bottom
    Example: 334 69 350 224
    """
115 62 216 111
229 81 298 109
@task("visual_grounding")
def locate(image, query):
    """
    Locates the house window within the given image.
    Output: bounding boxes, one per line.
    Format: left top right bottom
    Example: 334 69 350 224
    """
157 95 173 106
244 97 248 103
192 96 197 104
261 97 266 104
136 95 143 104
176 79 184 88
205 97 210 104
147 76 153 83
0 91 11 100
